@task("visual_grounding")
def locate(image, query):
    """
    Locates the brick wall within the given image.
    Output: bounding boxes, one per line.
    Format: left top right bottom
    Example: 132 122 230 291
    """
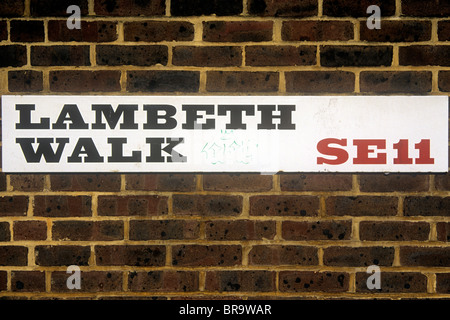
0 0 449 300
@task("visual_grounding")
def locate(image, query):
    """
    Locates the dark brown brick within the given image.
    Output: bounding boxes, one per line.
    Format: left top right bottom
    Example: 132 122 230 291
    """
206 71 278 92
206 220 276 241
31 0 88 16
172 245 241 267
0 0 25 17
10 20 44 42
97 45 168 66
35 245 90 266
0 271 6 291
285 71 355 93
50 174 121 192
173 194 242 216
13 221 47 241
399 46 450 66
0 246 28 266
248 0 317 17
9 174 45 191
360 21 431 42
326 196 398 216
203 174 272 192
438 71 450 92
360 221 430 241
402 0 450 17
52 271 122 292
94 0 165 16
48 20 118 42
282 220 352 241
250 195 319 217
360 71 432 93
98 195 168 216
8 71 43 92
52 221 124 241
173 46 241 67
0 45 27 67
282 21 353 41
124 21 194 42
11 271 45 292
0 222 10 241
203 21 273 42
205 271 275 292
0 21 7 40
359 174 430 192
50 70 121 92
0 174 5 191
400 247 450 267
248 245 318 266
437 222 450 242
246 45 316 66
279 271 349 292
34 195 92 217
438 20 450 41
31 45 90 66
95 245 165 266
129 271 198 292
0 196 28 217
129 220 200 240
323 0 395 17
355 272 427 293
125 174 197 192
320 45 393 67
171 0 242 16
127 70 200 92
324 246 395 267
280 173 352 191
404 196 450 216
436 273 450 293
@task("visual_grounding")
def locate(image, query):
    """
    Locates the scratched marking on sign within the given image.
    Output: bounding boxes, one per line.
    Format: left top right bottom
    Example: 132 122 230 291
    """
201 130 258 165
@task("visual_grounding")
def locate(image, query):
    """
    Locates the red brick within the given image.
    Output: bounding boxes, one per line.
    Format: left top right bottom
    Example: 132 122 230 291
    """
0 196 29 217
13 221 47 241
323 0 395 17
52 221 124 241
436 273 450 293
125 174 197 192
248 0 317 17
250 195 319 217
98 195 168 217
0 45 27 67
282 220 352 241
172 245 242 267
323 246 395 266
173 194 242 216
206 220 276 241
129 220 200 240
203 174 272 192
402 0 450 17
321 45 393 67
127 70 200 92
280 173 352 191
438 20 450 41
0 246 28 266
360 71 432 93
206 71 278 92
285 71 355 93
48 20 118 42
360 21 431 42
8 70 43 92
0 21 7 40
129 271 198 292
11 271 45 292
31 0 88 16
10 20 45 42
203 21 273 42
95 245 165 266
171 0 242 16
0 222 10 241
124 21 194 42
399 46 450 66
400 247 450 267
50 174 121 192
205 271 275 292
326 196 398 216
52 271 123 292
0 271 6 291
404 196 450 216
359 221 430 241
0 0 25 17
35 245 90 266
282 21 353 41
359 174 430 192
248 245 318 266
50 70 121 92
438 71 450 92
246 45 316 66
34 196 92 217
437 222 450 242
173 46 242 67
279 271 349 292
94 0 165 16
9 174 45 191
97 45 168 66
355 272 427 293
31 45 90 66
